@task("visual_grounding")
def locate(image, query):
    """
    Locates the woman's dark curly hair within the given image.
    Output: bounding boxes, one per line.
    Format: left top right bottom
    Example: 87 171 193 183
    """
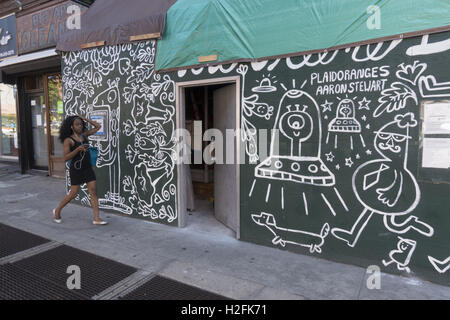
59 115 86 143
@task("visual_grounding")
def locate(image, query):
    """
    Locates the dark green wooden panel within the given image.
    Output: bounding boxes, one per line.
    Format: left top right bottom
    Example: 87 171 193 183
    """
168 32 450 285
62 41 178 226
61 32 450 285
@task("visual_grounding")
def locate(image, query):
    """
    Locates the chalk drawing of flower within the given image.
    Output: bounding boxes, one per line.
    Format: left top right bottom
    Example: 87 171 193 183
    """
396 61 427 86
236 64 248 76
151 136 166 160
91 46 120 76
76 79 94 97
123 119 137 136
93 72 102 87
125 144 139 163
64 52 81 66
158 205 177 223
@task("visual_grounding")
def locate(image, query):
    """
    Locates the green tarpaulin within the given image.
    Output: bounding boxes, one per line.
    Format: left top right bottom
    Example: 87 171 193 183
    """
155 0 450 71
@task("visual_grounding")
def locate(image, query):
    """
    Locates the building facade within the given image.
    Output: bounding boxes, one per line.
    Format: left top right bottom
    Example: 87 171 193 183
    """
0 0 88 175
61 30 450 286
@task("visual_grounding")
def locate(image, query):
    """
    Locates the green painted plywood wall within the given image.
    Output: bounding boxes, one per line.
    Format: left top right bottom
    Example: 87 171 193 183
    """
61 32 450 285
62 41 178 226
168 32 450 285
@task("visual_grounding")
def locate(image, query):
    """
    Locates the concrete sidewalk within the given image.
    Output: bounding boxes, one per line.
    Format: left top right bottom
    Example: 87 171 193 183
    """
0 162 449 300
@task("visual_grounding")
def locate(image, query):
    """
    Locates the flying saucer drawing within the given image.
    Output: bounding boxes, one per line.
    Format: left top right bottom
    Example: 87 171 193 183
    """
255 88 335 187
325 96 366 151
328 98 361 133
252 77 277 93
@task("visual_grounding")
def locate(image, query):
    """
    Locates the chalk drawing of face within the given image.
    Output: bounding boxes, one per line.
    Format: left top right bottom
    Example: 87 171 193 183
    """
279 106 313 142
254 104 274 120
391 237 417 267
376 132 408 154
338 100 353 118
399 238 415 252
374 123 410 161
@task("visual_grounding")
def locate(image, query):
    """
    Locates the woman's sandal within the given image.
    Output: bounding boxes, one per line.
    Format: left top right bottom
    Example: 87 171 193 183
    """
92 220 108 225
53 209 62 224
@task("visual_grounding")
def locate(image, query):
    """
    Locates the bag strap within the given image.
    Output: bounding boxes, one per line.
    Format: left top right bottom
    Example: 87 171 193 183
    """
81 133 88 144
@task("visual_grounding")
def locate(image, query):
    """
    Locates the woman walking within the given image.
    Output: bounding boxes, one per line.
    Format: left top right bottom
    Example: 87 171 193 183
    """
53 115 108 225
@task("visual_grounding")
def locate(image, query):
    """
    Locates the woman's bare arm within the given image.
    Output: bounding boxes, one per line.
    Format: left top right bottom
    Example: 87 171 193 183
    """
63 138 87 161
79 115 101 137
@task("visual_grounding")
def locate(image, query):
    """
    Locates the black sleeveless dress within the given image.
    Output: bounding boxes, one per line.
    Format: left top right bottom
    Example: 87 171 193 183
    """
69 136 96 186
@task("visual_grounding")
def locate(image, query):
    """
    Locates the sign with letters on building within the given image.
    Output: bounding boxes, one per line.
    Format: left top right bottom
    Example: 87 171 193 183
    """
16 1 86 55
0 14 17 60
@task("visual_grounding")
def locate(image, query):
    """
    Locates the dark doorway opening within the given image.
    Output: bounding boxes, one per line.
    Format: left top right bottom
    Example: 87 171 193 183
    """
183 83 237 238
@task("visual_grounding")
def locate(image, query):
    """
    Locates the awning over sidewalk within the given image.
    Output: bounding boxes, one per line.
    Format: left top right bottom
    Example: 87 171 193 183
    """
56 0 177 52
155 0 450 71
0 49 60 77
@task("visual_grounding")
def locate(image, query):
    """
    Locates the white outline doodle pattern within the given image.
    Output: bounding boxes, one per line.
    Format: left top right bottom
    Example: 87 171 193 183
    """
251 212 330 254
63 41 177 223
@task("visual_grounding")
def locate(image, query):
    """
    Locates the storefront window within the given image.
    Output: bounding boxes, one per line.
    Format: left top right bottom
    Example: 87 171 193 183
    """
0 84 18 157
47 74 64 158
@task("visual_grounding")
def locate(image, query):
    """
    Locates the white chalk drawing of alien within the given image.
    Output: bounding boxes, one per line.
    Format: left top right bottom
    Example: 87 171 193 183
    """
332 113 434 247
255 89 335 186
326 97 366 151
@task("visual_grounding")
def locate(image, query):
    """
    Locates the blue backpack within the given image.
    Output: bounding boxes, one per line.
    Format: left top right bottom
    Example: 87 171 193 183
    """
67 146 98 167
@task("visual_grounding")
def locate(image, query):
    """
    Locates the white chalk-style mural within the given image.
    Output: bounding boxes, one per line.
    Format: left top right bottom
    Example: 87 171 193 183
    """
325 96 366 151
251 212 330 253
374 59 450 116
172 34 449 282
418 75 450 98
61 32 449 283
382 237 417 273
406 34 450 56
255 88 335 186
428 256 450 274
236 65 276 164
286 51 339 70
90 77 132 214
347 40 402 62
62 41 177 223
332 113 434 247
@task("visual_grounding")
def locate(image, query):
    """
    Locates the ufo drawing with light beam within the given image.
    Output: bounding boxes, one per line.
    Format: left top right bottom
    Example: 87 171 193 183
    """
252 76 277 93
255 87 335 187
328 98 361 133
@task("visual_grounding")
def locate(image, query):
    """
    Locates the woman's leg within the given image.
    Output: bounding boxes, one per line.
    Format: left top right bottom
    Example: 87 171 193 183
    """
86 180 102 222
54 185 80 219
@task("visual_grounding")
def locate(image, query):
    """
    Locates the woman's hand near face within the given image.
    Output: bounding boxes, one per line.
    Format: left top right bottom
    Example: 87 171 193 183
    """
82 115 102 136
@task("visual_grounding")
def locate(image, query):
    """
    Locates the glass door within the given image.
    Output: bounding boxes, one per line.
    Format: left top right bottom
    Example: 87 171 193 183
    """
45 74 65 177
29 93 48 169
